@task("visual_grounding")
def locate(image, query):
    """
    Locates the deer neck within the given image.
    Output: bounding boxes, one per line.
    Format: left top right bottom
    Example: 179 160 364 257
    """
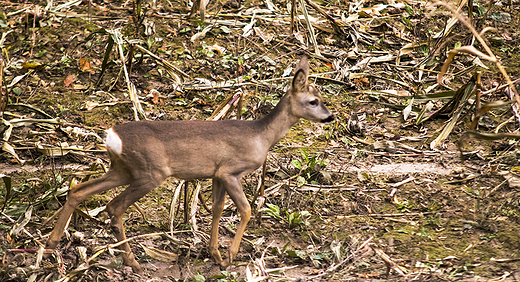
254 93 299 148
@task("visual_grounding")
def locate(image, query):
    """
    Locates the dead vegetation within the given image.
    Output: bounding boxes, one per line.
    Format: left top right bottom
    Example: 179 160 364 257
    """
1 0 520 281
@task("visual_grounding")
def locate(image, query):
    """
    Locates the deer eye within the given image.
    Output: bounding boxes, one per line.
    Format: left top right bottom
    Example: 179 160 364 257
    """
309 100 319 106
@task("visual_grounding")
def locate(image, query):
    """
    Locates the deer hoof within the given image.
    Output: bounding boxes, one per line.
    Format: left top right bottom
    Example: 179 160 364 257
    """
220 258 231 269
43 248 54 259
129 262 143 274
123 254 143 274
219 263 228 271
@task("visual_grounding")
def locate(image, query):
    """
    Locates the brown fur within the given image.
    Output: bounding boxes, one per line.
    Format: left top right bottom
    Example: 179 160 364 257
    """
45 56 333 273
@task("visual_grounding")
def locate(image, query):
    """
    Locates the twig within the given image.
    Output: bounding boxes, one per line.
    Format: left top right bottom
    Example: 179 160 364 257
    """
443 174 478 185
132 202 148 223
109 29 145 121
373 247 407 276
134 44 188 78
390 176 415 188
294 185 358 192
86 230 201 264
86 232 165 264
435 1 519 107
169 180 185 234
197 192 211 214
337 211 440 218
481 78 520 95
308 236 373 279
304 0 345 35
485 179 508 198
252 240 274 279
265 265 299 273
299 0 320 56
1 211 44 248
222 225 254 246
190 182 202 232
41 206 63 227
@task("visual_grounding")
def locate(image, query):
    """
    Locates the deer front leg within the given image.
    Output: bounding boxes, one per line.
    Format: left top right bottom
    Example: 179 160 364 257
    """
105 180 159 274
209 178 226 265
46 171 128 253
220 176 251 268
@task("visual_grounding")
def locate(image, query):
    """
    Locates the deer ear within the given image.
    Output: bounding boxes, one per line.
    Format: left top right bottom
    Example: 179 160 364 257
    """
292 56 309 92
296 56 309 77
292 69 307 92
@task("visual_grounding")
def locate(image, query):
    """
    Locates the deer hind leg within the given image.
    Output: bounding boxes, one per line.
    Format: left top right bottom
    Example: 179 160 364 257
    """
209 178 226 265
46 169 129 252
105 178 163 274
220 176 251 268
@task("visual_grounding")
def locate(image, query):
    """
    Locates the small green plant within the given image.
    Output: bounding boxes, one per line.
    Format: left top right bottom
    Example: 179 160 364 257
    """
427 214 442 228
261 204 311 229
473 4 486 17
212 271 240 282
481 234 496 241
414 227 431 238
263 203 282 220
312 252 332 262
419 44 429 56
286 248 307 260
401 15 411 27
61 55 71 66
291 149 330 186
287 210 310 228
404 5 413 15
191 271 206 282
396 200 412 212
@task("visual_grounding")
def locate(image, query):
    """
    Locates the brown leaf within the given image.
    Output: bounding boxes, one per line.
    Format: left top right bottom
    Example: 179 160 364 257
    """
195 99 213 106
64 75 74 87
7 232 13 243
78 58 92 72
150 89 161 105
353 77 369 87
237 64 243 75
142 245 178 262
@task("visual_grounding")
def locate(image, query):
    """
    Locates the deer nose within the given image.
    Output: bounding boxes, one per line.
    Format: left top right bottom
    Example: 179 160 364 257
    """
322 115 334 123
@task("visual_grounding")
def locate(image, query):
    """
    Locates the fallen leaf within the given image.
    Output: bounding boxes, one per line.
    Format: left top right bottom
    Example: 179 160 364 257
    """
84 101 99 111
501 172 520 188
501 33 512 41
64 75 74 87
142 245 178 262
403 98 414 121
150 89 161 105
353 77 369 87
22 62 42 69
78 57 92 72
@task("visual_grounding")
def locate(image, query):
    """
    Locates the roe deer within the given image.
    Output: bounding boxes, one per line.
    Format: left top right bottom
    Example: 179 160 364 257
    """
45 56 334 273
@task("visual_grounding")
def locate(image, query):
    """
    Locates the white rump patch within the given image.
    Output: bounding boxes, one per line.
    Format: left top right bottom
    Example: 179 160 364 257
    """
105 128 122 155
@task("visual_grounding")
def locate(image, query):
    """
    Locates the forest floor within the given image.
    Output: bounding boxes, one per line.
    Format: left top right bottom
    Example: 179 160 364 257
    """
1 0 520 281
